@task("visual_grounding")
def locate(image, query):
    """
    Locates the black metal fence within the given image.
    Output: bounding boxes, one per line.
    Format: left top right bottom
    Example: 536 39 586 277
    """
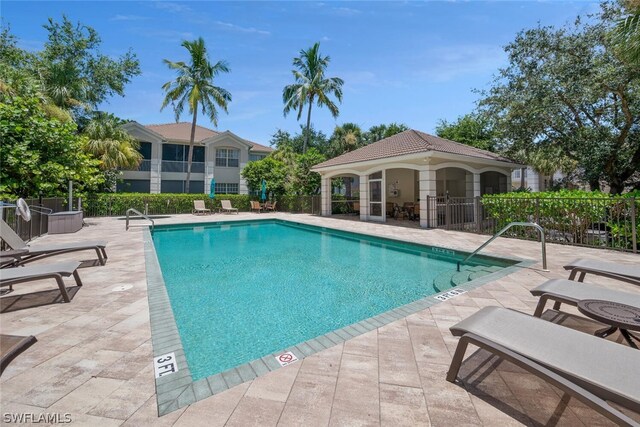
426 195 638 253
0 198 70 244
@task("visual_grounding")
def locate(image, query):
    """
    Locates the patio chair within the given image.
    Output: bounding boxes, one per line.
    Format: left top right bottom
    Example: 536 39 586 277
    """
531 278 640 317
564 259 640 286
447 306 640 426
220 200 238 214
193 200 211 215
250 201 262 213
0 219 107 267
0 261 83 303
264 201 277 212
1 334 37 376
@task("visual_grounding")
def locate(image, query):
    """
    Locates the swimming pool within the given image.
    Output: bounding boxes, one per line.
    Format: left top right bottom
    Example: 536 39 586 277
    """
151 219 516 382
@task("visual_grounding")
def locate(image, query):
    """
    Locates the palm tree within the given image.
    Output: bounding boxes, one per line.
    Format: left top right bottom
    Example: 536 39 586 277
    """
161 37 231 193
283 42 344 153
83 112 142 170
613 8 640 65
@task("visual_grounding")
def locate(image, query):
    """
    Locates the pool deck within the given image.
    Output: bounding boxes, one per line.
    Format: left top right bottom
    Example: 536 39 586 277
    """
1 212 638 426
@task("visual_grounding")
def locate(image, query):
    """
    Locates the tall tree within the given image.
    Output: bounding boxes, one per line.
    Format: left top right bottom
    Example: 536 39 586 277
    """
435 114 497 152
161 37 231 193
38 16 140 113
283 42 344 153
478 9 640 194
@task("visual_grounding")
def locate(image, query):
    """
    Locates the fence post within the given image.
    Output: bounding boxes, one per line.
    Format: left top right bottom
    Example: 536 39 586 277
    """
535 198 540 225
632 197 637 254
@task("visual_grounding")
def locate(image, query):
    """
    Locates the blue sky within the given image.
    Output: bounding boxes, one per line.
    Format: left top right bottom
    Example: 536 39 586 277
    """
4 1 599 145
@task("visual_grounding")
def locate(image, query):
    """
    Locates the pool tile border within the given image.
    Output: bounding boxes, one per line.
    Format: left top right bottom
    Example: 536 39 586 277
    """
144 221 534 416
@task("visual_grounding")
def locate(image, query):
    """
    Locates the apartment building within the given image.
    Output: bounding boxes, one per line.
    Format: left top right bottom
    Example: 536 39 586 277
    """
120 122 272 194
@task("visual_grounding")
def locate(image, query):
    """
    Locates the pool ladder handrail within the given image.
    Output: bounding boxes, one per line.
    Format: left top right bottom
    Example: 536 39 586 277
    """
457 222 547 272
125 208 154 231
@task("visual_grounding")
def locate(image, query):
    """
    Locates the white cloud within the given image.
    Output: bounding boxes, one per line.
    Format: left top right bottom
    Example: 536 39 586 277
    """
412 44 507 82
110 15 150 21
321 36 331 42
154 2 192 13
214 21 270 36
332 7 362 16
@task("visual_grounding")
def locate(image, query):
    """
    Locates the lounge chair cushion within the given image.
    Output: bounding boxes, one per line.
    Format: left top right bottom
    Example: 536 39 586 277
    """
450 306 640 411
0 261 81 284
531 279 640 307
564 259 640 285
1 334 36 375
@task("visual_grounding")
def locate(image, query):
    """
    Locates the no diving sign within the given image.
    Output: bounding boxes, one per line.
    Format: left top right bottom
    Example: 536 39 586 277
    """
275 351 298 367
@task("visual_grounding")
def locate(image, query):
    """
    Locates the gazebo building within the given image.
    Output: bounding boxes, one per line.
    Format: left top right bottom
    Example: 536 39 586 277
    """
311 129 522 228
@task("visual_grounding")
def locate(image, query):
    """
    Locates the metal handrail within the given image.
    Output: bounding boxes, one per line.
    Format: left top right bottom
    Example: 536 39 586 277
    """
126 208 154 231
458 222 547 271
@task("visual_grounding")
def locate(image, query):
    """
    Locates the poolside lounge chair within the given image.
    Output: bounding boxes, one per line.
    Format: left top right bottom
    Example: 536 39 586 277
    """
220 200 238 214
447 306 640 426
0 261 83 303
193 200 211 215
264 201 277 212
531 278 640 317
0 219 107 267
250 201 262 213
564 259 640 286
1 334 36 376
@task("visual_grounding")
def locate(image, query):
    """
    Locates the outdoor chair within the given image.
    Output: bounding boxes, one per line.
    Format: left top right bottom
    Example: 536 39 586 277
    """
0 219 107 267
193 200 211 215
531 278 640 317
447 306 640 426
1 334 36 376
220 200 239 214
0 261 83 303
264 201 277 212
250 201 262 213
564 259 640 287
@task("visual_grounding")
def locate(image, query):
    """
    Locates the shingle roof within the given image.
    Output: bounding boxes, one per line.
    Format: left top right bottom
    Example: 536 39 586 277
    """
313 129 514 168
144 122 272 151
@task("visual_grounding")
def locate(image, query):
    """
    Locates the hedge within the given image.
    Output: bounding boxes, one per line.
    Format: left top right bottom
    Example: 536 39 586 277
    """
83 193 253 217
481 190 639 251
83 193 322 216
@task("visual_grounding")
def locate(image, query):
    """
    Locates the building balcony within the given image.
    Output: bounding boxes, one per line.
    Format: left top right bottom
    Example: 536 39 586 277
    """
121 159 151 172
161 161 205 173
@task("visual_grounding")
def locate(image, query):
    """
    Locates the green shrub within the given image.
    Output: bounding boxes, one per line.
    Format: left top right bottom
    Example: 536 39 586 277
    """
84 193 253 216
481 190 638 251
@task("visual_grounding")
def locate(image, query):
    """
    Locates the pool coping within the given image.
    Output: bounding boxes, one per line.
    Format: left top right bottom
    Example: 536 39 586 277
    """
143 219 534 416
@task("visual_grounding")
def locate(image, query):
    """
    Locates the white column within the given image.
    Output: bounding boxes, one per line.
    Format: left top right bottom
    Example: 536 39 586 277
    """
238 162 248 194
321 176 331 216
205 161 215 195
473 173 481 197
359 174 369 221
465 172 474 198
506 174 512 192
150 159 161 194
419 168 436 228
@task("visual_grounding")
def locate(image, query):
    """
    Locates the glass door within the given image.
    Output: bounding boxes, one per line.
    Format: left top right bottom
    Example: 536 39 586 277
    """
369 171 383 221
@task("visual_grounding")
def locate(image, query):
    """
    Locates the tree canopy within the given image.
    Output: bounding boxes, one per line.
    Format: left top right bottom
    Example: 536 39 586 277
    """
435 114 497 152
477 4 640 194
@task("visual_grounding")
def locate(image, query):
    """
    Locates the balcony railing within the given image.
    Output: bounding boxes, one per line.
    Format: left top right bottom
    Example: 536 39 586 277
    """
121 159 151 172
161 161 205 173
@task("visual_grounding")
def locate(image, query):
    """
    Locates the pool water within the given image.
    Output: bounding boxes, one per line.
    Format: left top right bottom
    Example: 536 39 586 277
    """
152 220 507 380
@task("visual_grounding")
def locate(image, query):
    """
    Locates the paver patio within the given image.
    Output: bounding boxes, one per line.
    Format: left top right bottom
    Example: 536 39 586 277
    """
1 213 638 426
